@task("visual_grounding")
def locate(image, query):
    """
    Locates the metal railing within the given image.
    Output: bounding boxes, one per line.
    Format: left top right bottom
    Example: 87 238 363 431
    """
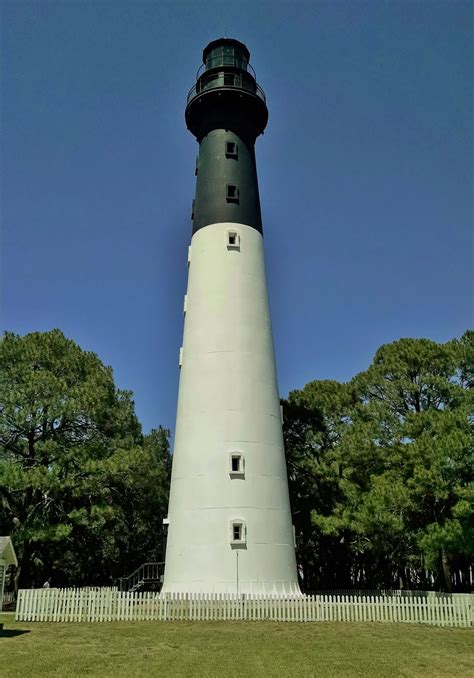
187 73 266 105
196 59 257 80
118 562 163 592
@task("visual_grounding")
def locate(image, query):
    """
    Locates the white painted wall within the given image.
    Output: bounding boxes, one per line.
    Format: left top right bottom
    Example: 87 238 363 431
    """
162 222 299 594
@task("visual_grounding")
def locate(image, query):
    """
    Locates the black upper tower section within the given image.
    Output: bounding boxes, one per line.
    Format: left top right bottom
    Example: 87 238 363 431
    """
186 38 268 142
187 39 268 235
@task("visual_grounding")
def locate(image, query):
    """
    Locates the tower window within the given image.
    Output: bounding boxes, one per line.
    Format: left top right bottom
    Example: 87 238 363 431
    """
227 231 240 250
225 141 238 159
230 520 246 544
226 184 239 203
229 452 244 476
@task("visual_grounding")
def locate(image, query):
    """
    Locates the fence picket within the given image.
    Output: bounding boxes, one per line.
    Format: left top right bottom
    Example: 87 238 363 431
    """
30 588 35 622
36 588 42 622
458 597 464 627
19 589 26 621
465 596 471 627
21 588 27 621
436 596 443 626
439 596 445 627
15 590 22 621
431 596 437 626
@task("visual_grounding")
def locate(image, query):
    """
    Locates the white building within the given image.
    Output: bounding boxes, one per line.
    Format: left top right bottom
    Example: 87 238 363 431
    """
0 537 17 611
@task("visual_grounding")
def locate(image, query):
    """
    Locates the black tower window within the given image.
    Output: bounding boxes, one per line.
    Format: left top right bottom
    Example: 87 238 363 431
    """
225 141 238 159
226 184 239 203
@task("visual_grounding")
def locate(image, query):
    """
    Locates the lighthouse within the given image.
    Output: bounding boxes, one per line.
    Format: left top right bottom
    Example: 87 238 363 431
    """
162 38 299 595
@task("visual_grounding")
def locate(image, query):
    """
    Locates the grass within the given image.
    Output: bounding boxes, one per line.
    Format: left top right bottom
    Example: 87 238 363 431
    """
0 612 471 678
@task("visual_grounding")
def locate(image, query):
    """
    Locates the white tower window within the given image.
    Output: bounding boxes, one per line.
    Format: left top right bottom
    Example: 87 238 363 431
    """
229 452 245 476
230 520 246 544
227 231 240 250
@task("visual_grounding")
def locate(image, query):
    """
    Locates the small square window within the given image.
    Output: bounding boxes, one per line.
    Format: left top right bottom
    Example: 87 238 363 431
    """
227 231 240 250
229 452 244 475
230 520 246 544
226 184 239 203
225 141 238 159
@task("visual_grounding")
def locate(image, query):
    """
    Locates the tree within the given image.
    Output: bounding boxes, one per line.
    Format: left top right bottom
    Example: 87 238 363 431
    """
283 333 473 591
0 329 170 589
283 380 357 589
352 336 473 590
106 427 171 576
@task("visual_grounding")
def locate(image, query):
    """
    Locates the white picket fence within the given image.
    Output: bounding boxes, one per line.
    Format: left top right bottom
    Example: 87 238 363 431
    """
2 591 16 605
15 588 473 627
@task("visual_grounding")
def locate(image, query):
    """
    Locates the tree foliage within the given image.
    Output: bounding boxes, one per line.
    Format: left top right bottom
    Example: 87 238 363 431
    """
284 333 473 592
0 330 170 589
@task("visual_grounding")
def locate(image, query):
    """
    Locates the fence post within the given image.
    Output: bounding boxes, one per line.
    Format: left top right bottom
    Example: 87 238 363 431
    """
15 589 23 621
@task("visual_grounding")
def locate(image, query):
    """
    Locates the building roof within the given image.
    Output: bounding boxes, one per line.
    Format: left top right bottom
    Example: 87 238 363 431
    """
0 537 18 566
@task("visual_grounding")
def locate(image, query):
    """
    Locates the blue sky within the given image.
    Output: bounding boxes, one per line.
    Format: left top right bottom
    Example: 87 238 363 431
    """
2 1 472 433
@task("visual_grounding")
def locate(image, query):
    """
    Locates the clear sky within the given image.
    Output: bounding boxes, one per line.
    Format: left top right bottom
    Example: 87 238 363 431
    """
2 1 472 434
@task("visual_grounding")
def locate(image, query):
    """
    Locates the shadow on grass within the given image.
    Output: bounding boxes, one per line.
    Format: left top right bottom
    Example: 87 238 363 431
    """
0 629 31 638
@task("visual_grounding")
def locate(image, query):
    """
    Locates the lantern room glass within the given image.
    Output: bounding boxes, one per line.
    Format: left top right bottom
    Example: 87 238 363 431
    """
205 45 248 71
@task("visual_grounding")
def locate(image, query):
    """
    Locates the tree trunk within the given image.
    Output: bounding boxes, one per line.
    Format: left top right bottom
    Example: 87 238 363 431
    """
14 562 22 595
440 549 453 592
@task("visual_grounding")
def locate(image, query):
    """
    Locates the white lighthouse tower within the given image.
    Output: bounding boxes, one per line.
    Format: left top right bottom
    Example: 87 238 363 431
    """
162 38 299 595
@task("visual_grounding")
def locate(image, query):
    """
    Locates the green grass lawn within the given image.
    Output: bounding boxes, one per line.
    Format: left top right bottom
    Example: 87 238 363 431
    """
0 612 471 678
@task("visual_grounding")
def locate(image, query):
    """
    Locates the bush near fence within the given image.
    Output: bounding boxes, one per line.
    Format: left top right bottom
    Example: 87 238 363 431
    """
305 589 473 598
1 591 16 611
15 588 473 627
